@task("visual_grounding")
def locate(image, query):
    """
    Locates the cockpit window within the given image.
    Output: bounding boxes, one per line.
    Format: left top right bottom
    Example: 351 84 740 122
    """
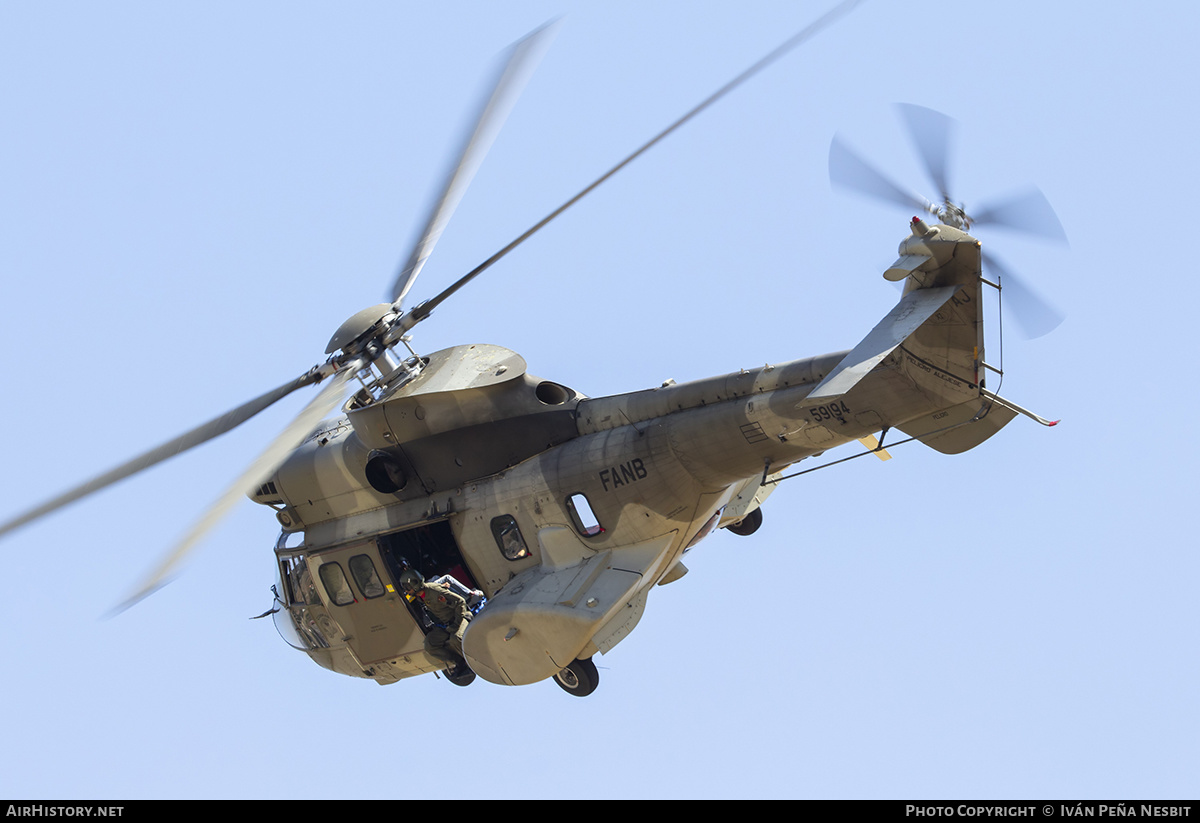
490 515 529 561
318 562 355 606
348 554 386 599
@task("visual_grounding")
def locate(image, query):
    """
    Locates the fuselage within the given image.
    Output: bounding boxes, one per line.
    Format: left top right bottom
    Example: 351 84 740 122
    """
259 222 1009 687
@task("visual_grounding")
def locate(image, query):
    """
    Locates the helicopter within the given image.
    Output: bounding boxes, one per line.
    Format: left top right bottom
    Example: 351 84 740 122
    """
0 1 1064 698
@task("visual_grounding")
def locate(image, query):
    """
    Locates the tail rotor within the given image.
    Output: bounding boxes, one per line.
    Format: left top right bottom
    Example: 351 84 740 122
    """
830 103 1068 338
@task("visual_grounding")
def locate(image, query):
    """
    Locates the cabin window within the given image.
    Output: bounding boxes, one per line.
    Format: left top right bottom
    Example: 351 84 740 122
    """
491 515 529 561
348 554 386 599
318 562 355 606
566 493 604 537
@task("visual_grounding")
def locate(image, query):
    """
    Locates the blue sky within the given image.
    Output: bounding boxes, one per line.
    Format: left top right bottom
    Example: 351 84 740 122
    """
2 0 1197 799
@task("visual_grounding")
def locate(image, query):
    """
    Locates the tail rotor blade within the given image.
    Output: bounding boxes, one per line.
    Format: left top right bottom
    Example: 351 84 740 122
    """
112 361 361 613
983 250 1064 339
388 20 560 308
972 187 1069 243
897 103 955 202
831 103 1067 341
829 134 929 213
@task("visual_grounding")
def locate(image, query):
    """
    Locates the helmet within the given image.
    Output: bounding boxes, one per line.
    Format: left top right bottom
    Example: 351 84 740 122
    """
398 569 424 593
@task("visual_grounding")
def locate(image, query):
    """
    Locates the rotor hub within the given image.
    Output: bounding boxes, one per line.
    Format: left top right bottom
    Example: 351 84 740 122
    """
931 200 971 230
326 303 397 355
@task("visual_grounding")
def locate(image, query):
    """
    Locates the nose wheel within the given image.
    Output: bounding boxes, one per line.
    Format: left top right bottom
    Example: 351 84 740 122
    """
445 664 476 687
553 657 599 697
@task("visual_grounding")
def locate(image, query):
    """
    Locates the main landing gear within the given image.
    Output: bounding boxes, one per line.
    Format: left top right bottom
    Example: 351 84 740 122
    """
553 657 599 697
726 506 762 536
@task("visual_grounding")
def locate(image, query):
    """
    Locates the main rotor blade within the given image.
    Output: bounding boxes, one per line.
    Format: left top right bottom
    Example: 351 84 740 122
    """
982 250 1065 339
112 360 361 613
829 134 930 213
396 0 865 333
897 103 955 202
387 21 560 308
972 187 1069 244
0 366 327 541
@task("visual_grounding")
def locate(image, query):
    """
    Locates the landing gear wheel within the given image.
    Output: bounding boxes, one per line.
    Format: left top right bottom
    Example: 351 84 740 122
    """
445 665 476 687
553 657 599 697
726 507 762 536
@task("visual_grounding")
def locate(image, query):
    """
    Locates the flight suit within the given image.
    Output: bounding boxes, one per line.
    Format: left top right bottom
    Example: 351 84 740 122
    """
415 581 470 669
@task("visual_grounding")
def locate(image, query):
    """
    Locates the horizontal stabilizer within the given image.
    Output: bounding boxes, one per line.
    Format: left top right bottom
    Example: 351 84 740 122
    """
896 396 1017 455
807 285 960 402
885 254 932 282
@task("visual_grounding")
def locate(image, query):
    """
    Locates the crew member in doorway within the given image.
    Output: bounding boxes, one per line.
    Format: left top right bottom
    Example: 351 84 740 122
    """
399 569 472 677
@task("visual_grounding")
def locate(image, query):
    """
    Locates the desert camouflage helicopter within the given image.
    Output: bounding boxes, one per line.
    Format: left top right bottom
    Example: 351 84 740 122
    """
0 2 1064 696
